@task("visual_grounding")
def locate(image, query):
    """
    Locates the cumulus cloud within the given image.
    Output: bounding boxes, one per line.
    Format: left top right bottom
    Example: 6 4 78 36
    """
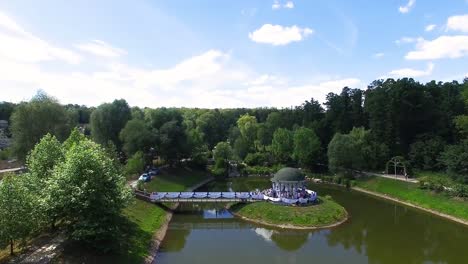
425 24 436 32
446 14 468 33
388 62 434 78
284 1 294 9
0 10 360 108
249 24 313 46
405 36 468 60
399 0 416 14
76 40 127 58
0 11 81 64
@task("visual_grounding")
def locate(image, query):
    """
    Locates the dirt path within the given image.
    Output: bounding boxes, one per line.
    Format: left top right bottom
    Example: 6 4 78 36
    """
9 233 65 264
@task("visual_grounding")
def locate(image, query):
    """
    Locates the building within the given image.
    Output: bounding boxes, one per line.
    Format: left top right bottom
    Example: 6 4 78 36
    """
271 167 306 199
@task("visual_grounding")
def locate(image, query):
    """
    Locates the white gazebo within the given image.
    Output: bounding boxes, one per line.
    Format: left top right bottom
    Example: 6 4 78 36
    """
271 167 306 199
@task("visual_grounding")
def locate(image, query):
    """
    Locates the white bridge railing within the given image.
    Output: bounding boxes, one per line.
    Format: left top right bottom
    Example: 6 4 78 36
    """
147 190 317 204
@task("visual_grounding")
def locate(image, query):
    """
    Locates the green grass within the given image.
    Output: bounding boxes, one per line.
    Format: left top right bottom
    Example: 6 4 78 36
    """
355 177 468 220
119 198 167 262
230 198 347 228
143 167 211 192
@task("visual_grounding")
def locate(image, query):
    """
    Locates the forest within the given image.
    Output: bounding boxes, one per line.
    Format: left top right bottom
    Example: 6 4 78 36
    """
1 77 468 184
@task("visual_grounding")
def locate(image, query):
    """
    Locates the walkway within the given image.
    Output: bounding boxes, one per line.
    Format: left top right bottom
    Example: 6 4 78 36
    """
362 172 419 183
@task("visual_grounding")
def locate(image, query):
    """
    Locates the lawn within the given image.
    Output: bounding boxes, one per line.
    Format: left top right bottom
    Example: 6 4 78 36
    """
142 167 211 192
355 176 468 220
230 197 347 228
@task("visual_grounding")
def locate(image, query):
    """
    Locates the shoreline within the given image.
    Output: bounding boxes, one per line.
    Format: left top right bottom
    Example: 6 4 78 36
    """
227 203 349 230
352 187 468 227
146 176 215 264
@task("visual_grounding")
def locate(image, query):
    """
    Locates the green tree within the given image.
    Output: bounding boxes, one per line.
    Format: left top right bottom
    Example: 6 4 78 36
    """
409 135 445 170
124 151 145 177
270 128 293 164
0 174 39 255
440 140 468 183
119 119 155 156
212 141 232 177
27 134 64 181
236 114 258 152
48 138 132 251
10 92 73 161
90 99 131 148
327 133 356 175
292 127 321 168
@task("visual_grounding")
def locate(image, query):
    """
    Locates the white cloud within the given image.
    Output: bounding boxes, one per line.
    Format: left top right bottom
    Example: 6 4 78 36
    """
284 1 294 9
249 24 313 46
272 1 294 10
425 24 436 32
446 14 468 33
405 35 468 60
388 62 434 78
272 1 281 10
395 36 423 45
374 52 385 58
0 11 81 64
0 10 360 109
399 0 416 14
76 40 126 58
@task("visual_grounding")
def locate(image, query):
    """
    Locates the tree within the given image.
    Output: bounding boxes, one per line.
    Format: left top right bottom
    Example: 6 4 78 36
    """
10 92 73 160
90 99 131 148
27 134 64 181
158 120 188 164
119 119 155 156
0 174 39 255
212 141 232 177
293 127 321 168
236 114 258 152
327 133 356 176
409 135 445 170
124 151 145 177
48 138 132 251
440 140 468 183
270 128 293 164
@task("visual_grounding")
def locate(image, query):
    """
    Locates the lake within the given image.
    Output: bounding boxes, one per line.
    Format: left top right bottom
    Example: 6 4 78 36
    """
155 180 468 264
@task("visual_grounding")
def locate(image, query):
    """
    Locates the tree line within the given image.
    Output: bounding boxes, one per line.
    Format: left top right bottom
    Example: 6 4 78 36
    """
1 78 467 182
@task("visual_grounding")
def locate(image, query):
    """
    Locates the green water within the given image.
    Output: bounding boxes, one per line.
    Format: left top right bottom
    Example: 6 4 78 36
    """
156 180 468 264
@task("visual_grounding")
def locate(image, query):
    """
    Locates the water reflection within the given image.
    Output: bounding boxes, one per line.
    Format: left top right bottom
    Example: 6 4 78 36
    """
157 181 468 264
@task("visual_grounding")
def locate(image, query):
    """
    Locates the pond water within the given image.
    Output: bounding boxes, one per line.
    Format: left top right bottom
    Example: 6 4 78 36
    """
155 180 468 264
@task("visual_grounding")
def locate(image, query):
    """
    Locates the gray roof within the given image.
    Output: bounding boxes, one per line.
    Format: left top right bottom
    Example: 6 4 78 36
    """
271 167 305 182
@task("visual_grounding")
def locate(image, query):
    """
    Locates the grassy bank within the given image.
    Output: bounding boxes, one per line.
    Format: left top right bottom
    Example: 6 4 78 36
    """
204 176 271 192
143 167 211 192
230 197 347 228
355 177 468 220
53 167 211 263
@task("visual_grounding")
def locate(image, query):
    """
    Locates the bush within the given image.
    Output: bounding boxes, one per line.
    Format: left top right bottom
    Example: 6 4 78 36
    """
244 152 269 166
0 148 10 160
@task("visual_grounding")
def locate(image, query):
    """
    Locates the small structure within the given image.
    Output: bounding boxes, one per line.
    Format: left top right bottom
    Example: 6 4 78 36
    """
386 156 408 178
271 167 306 198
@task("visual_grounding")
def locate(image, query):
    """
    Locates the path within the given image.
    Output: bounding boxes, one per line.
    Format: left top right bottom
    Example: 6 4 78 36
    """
8 233 65 264
0 167 23 174
362 171 419 183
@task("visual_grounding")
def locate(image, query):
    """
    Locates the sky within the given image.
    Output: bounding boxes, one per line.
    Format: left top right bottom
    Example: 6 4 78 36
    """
0 0 467 108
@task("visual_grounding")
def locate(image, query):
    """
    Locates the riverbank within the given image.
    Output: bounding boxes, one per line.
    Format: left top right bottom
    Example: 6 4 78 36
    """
229 197 348 230
354 177 468 223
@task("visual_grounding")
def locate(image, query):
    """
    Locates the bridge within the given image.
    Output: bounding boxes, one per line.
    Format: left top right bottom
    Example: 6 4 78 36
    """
135 190 317 204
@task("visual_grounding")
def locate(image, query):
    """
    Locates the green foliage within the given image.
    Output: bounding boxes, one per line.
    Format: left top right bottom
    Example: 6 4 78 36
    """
0 174 40 255
440 140 468 183
270 128 293 163
236 114 258 152
327 133 356 175
409 135 445 170
212 141 232 162
0 148 10 160
124 151 145 177
47 137 132 251
244 152 270 166
454 115 468 137
119 119 155 156
10 92 73 161
243 165 278 176
292 127 321 168
90 99 131 148
27 133 64 181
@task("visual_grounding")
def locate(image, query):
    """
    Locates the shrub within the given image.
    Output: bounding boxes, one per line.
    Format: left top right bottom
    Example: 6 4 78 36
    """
244 152 269 166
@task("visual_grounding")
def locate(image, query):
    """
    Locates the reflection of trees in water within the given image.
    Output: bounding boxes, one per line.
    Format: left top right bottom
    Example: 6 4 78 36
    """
253 227 311 251
324 190 468 264
160 228 191 252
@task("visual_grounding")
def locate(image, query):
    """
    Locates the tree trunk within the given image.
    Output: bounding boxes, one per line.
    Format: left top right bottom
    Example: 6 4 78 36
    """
10 239 13 255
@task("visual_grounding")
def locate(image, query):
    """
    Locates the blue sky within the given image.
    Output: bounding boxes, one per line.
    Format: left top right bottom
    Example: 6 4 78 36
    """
0 0 467 108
